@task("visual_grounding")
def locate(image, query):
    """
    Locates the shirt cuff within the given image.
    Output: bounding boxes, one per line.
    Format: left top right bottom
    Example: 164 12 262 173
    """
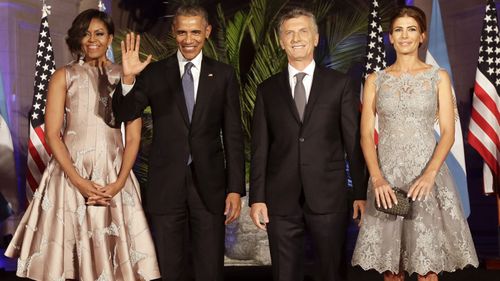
121 80 135 96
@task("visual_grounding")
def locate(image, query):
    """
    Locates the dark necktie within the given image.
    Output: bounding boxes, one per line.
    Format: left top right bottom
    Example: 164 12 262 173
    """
182 62 195 122
294 72 307 121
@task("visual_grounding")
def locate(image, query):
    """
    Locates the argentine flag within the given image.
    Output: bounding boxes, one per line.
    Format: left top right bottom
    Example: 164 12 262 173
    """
425 0 471 217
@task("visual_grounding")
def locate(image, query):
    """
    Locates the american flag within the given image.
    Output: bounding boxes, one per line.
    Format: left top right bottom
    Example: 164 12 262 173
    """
468 0 500 194
361 0 387 144
26 4 55 198
363 0 387 81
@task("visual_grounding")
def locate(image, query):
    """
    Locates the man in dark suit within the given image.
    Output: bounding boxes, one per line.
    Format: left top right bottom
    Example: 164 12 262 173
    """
113 4 245 281
249 8 368 281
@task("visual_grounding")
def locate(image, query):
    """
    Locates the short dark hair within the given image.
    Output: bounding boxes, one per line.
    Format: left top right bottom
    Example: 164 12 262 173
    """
389 6 427 34
66 9 114 57
174 4 209 25
277 7 318 33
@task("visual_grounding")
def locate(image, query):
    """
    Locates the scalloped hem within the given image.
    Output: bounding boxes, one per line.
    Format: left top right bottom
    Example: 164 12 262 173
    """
351 261 479 276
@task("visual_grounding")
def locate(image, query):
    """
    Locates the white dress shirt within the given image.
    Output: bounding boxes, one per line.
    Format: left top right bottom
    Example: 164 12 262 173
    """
288 60 316 102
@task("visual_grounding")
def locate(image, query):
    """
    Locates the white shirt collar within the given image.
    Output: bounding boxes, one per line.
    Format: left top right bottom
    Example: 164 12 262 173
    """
177 50 203 70
288 60 316 79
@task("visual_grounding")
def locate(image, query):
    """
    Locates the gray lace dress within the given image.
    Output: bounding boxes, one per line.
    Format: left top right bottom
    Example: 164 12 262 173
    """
351 67 478 275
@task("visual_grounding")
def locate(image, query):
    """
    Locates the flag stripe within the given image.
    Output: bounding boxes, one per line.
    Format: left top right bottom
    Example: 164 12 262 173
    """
468 132 498 174
34 125 52 155
474 73 500 121
470 108 500 150
469 118 498 158
27 138 46 174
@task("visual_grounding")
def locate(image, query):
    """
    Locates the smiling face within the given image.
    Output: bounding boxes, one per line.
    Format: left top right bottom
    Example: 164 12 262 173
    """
279 15 319 67
81 18 113 61
173 15 212 60
389 15 425 56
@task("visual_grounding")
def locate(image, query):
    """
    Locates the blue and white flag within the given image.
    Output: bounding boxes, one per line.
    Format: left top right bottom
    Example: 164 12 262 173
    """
424 0 470 217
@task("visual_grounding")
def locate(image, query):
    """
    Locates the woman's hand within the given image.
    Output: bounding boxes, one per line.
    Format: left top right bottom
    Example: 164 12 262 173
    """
72 177 111 205
121 32 152 82
372 177 398 209
100 180 124 199
407 171 437 201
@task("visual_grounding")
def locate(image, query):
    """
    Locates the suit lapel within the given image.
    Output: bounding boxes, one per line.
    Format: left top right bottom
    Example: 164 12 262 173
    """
302 66 323 124
279 69 301 123
167 56 190 126
191 56 213 125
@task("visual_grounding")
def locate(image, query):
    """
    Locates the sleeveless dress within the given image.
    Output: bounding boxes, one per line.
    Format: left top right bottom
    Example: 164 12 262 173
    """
5 61 161 281
351 67 478 275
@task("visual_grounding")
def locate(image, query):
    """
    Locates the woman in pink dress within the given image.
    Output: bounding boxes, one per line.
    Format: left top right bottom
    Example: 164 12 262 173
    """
5 9 160 281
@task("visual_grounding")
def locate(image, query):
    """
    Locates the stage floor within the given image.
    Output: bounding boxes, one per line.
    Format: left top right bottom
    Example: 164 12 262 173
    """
0 265 498 281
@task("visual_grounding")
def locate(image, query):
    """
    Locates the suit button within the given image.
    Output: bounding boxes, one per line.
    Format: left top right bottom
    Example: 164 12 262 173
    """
299 137 305 142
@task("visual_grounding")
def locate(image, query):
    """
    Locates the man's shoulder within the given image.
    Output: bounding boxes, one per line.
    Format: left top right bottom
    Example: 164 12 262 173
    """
203 56 235 72
258 71 285 90
315 65 349 80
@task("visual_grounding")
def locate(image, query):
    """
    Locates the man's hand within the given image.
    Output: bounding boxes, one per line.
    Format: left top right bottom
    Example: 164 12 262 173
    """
352 200 366 227
121 32 152 84
250 203 269 231
224 192 242 225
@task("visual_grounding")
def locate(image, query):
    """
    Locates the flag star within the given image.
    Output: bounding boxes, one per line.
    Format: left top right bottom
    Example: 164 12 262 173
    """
487 67 494 75
369 31 377 38
36 60 41 66
486 36 493 44
40 73 48 80
496 78 500 86
377 46 382 52
374 66 381 72
382 61 387 67
31 112 39 120
373 0 379 7
486 25 493 33
367 52 373 59
37 50 43 57
496 58 500 64
40 30 47 37
496 37 500 44
486 46 493 54
378 36 383 43
35 93 43 100
365 63 372 70
369 42 376 49
34 103 41 110
44 54 51 61
47 45 52 51
38 41 45 48
42 107 46 114
371 11 377 17
37 83 45 91
378 26 383 33
496 68 500 75
376 56 381 62
50 68 55 74
485 14 491 22
42 20 49 28
43 64 49 71
370 21 377 28
487 57 494 64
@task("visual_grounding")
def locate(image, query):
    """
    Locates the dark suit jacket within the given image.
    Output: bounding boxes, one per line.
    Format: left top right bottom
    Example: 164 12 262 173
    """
113 55 245 214
249 65 368 216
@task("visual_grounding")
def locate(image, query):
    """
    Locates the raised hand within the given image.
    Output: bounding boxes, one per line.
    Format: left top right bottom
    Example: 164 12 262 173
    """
121 32 152 83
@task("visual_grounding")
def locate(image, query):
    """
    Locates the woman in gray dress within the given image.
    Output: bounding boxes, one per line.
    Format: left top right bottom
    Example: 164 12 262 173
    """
351 6 478 281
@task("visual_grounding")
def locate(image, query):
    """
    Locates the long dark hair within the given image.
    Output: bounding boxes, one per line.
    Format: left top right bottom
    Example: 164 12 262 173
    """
66 9 114 57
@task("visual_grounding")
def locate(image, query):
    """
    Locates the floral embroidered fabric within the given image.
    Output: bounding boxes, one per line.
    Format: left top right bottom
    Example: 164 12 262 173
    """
351 67 478 275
